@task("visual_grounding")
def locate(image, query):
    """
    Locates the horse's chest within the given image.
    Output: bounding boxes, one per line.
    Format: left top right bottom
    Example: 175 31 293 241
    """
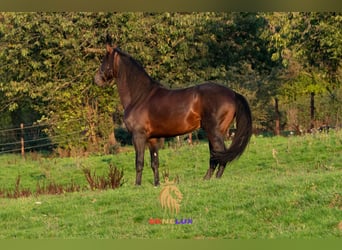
123 108 148 132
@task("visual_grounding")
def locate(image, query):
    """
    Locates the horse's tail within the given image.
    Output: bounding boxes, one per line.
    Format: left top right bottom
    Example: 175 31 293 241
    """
214 92 252 165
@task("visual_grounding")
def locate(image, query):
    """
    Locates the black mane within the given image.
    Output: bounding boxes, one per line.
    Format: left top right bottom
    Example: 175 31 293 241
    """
115 48 163 103
114 48 150 78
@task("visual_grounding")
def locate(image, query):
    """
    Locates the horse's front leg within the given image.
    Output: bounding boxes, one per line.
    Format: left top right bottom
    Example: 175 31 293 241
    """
133 133 147 186
148 138 160 186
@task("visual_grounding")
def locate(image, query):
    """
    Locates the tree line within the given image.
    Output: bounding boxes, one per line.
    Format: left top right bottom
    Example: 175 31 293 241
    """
0 12 341 154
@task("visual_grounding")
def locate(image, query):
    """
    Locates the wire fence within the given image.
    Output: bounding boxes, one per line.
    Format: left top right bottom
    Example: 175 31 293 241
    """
0 120 85 155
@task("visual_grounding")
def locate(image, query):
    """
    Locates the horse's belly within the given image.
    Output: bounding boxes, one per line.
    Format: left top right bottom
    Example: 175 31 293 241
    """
148 110 200 138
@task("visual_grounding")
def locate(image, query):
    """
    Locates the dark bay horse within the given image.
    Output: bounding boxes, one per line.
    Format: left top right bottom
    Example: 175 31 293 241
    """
94 43 252 186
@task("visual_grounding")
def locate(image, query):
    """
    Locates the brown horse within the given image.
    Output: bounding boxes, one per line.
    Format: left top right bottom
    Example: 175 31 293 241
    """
94 42 252 186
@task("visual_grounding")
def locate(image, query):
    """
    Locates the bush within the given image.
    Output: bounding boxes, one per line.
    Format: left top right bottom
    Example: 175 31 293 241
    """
114 127 132 146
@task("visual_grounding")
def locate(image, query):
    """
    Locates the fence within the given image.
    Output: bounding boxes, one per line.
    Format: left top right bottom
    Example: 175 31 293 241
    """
0 123 52 155
0 120 85 156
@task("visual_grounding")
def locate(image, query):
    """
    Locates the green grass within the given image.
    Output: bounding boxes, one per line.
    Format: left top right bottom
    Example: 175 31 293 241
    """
0 131 341 239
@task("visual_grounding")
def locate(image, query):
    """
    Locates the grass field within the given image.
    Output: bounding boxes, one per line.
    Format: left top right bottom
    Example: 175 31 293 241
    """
0 131 341 239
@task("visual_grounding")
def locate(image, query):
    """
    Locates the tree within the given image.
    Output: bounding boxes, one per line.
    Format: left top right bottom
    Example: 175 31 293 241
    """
264 12 342 131
1 12 340 155
0 13 120 154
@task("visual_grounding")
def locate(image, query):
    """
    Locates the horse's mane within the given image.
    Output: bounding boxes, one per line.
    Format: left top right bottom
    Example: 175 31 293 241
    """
114 49 148 77
114 48 163 103
115 48 164 86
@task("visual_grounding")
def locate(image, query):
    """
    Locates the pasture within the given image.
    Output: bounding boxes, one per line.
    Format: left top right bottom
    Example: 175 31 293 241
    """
0 131 341 239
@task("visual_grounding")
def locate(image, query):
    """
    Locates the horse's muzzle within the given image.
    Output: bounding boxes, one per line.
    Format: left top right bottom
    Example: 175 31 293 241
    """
94 72 105 86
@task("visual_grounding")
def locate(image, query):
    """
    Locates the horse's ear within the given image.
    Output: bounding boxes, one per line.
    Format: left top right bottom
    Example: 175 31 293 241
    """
105 34 116 53
106 43 113 54
106 33 113 46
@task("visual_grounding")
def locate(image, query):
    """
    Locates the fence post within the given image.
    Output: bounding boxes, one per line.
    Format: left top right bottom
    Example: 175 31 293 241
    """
21 123 25 158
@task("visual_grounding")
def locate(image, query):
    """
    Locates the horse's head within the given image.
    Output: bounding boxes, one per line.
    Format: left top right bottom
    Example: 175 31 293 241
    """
94 42 118 87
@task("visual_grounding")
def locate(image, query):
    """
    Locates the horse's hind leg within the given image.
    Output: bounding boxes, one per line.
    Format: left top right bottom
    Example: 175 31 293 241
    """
216 165 225 178
204 131 227 180
148 138 160 186
203 141 218 179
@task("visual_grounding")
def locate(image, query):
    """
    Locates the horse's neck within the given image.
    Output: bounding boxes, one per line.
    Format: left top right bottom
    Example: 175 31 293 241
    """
116 66 155 109
116 79 132 109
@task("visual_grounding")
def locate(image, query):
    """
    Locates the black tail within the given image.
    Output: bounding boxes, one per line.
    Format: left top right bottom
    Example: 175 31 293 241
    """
214 92 252 165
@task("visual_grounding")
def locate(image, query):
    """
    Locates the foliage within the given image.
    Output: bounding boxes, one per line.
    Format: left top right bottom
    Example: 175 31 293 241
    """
264 12 341 129
114 126 132 146
0 13 119 153
83 163 124 190
0 12 341 153
0 162 124 198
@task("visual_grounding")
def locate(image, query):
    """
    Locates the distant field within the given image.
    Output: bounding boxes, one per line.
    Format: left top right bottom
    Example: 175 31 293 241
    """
0 131 341 239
